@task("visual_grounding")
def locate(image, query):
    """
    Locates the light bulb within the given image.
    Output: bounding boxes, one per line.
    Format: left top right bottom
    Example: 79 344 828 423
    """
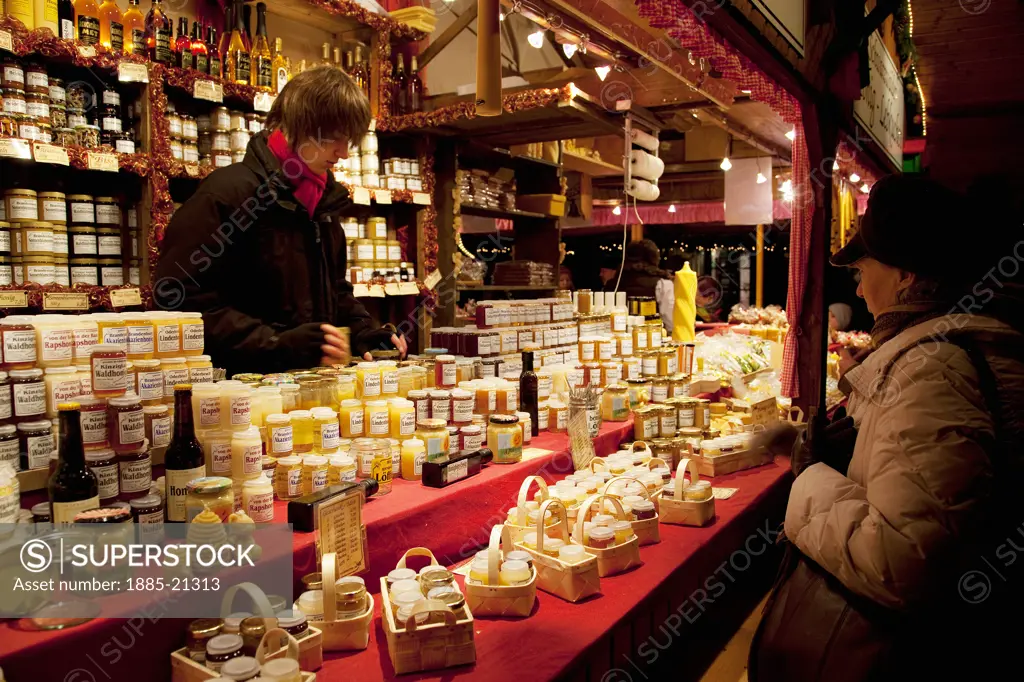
668 204 676 213
499 10 505 20
720 157 732 171
785 128 796 141
849 173 860 183
563 43 577 59
612 205 622 216
594 65 611 81
860 183 870 193
780 179 793 194
528 30 545 49
756 172 767 184
832 160 839 171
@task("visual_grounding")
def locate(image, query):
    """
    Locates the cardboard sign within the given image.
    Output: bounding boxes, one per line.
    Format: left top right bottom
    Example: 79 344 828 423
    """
423 269 441 290
0 30 13 52
34 144 70 166
43 292 89 311
86 151 118 172
412 192 431 205
397 282 420 295
0 138 31 159
109 288 142 307
352 283 370 298
373 189 392 204
368 284 386 298
317 487 367 576
384 283 402 296
118 62 149 83
193 80 223 103
77 44 97 58
352 187 371 205
0 291 28 308
750 396 779 426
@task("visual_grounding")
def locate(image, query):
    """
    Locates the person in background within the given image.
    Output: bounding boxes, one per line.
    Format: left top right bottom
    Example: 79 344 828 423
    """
609 239 675 328
155 67 406 376
598 254 620 290
828 302 853 332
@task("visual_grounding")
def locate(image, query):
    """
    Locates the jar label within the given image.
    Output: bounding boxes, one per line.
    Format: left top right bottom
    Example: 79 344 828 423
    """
642 358 658 375
361 372 380 397
165 466 205 522
679 408 695 427
399 411 415 436
537 409 548 431
211 443 231 474
311 469 328 492
152 416 171 448
442 364 456 387
431 398 450 422
369 411 389 436
388 245 401 261
555 409 567 431
26 433 54 469
453 399 473 424
558 327 571 346
101 325 127 350
586 407 601 438
272 425 293 453
518 330 533 348
26 101 49 118
118 408 145 445
115 139 135 154
246 490 274 523
477 334 493 356
487 390 496 412
119 453 152 494
356 244 373 261
98 235 121 255
26 264 54 283
415 400 429 423
93 356 127 393
71 202 95 224
544 329 558 347
2 97 26 115
139 370 163 401
52 235 68 255
495 431 522 463
101 116 121 132
423 435 446 461
126 325 154 355
0 438 18 468
348 409 364 436
613 314 627 333
504 388 518 412
639 417 658 440
580 343 595 361
40 328 73 362
652 385 668 403
0 386 10 420
599 343 614 362
53 496 100 524
71 266 99 286
90 462 119 500
242 444 262 475
182 322 204 351
157 325 180 353
501 330 518 353
71 233 98 255
3 66 24 84
9 197 37 221
661 414 677 437
651 331 662 347
319 421 340 450
635 334 648 350
0 230 9 252
620 338 633 356
287 466 302 496
371 457 392 486
80 409 108 444
445 458 469 483
667 357 678 374
381 370 398 395
13 381 45 417
462 433 483 454
48 378 80 413
230 396 251 425
159 368 186 397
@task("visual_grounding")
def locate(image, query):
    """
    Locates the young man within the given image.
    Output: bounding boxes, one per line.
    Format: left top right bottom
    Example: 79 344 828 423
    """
155 67 406 375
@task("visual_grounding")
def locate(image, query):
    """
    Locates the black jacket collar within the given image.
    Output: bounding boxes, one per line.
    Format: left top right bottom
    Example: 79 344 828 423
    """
243 131 351 219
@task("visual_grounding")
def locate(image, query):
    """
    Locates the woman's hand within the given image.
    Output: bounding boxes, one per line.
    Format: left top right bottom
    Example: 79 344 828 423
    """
362 334 408 361
320 323 351 366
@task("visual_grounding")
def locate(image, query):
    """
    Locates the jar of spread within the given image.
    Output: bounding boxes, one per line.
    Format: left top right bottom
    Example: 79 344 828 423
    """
107 395 144 454
2 57 25 89
115 132 135 154
50 105 67 130
0 423 17 469
76 123 101 148
16 221 53 256
77 396 109 450
95 197 121 227
2 89 26 116
90 344 127 398
10 368 45 423
415 418 449 463
98 258 122 285
143 402 170 451
434 354 456 389
0 221 10 254
487 414 522 464
205 634 244 673
0 255 10 285
18 420 53 470
129 493 163 529
51 224 68 256
25 92 49 124
85 447 120 504
301 454 328 495
44 366 80 418
5 189 38 221
0 372 11 422
70 256 99 285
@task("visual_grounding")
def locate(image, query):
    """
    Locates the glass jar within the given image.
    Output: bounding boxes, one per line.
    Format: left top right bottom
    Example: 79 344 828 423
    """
627 379 650 408
11 368 46 422
548 400 568 433
217 380 251 429
414 418 449 463
364 400 389 439
143 403 171 451
388 398 415 439
434 354 456 388
44 366 80 418
352 437 391 495
85 447 120 504
107 395 144 454
186 354 213 384
18 420 53 470
650 377 670 404
601 384 630 422
242 473 274 522
429 389 451 424
79 396 110 449
312 408 341 452
273 455 303 499
328 453 356 485
290 409 314 453
487 414 522 464
186 476 234 522
231 427 263 481
205 634 244 673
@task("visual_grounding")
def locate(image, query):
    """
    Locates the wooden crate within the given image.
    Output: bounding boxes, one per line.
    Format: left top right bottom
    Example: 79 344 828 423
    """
572 494 643 577
659 458 716 527
599 475 661 546
170 649 316 682
320 552 374 652
693 444 772 477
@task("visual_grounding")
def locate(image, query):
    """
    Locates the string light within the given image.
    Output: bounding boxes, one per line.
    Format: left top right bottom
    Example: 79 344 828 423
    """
785 128 796 141
528 29 545 49
668 204 676 213
720 157 732 171
849 173 860 183
833 160 839 171
562 43 577 58
499 10 505 20
595 65 611 81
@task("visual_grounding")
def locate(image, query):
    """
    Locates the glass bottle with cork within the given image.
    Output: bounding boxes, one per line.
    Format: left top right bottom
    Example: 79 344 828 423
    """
250 2 272 88
98 0 124 53
165 384 205 522
408 55 422 113
122 0 144 55
393 54 408 115
206 25 221 77
272 37 288 93
48 402 99 523
143 0 172 65
74 0 101 45
191 21 208 73
225 0 250 84
519 348 539 437
175 16 193 70
59 0 76 39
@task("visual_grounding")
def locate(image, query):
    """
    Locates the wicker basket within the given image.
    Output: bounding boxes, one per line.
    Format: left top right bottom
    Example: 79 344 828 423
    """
506 475 550 540
379 548 476 674
659 457 716 526
171 647 317 682
514 498 601 603
573 494 643 577
219 581 322 671
464 524 537 618
600 475 661 546
319 552 374 651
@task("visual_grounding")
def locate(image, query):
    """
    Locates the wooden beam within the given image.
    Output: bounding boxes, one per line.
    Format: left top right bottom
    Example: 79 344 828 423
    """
694 108 791 162
418 4 478 70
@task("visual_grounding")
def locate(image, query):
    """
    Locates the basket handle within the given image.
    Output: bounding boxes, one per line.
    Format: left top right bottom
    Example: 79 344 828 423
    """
396 547 439 569
674 457 701 499
630 440 650 453
573 493 627 544
589 458 607 473
405 598 458 632
486 524 513 586
787 406 805 423
254 627 300 665
515 475 549 526
322 552 338 621
534 498 569 554
647 457 668 471
601 474 652 502
220 582 275 621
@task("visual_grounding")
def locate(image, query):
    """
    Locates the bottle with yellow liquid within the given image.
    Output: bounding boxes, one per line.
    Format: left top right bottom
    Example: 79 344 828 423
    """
272 37 289 93
98 0 123 52
249 1 272 88
121 0 144 54
224 0 250 85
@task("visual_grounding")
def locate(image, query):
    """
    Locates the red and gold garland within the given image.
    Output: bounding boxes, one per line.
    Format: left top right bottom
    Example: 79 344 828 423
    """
308 0 426 41
0 283 154 313
0 16 148 69
162 64 272 104
379 85 573 132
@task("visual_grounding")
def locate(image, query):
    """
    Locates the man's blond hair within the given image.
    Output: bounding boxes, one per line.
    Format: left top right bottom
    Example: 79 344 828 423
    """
266 66 371 147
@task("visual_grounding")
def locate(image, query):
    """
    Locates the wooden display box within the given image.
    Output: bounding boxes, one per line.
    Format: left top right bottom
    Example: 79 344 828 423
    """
659 458 716 527
170 649 317 682
694 444 771 477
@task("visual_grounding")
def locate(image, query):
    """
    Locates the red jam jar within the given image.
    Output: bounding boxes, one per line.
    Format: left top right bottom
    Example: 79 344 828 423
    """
108 395 144 454
80 396 110 450
434 355 456 389
90 344 127 398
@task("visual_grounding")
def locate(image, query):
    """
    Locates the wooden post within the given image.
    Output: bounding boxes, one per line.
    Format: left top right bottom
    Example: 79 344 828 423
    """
629 224 643 242
476 0 502 116
755 223 764 308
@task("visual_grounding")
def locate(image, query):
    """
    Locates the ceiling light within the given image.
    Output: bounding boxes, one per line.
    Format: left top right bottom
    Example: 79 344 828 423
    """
785 128 796 141
720 157 732 171
860 183 870 193
833 160 839 171
668 204 676 213
528 29 545 49
594 65 611 81
849 173 860 183
562 43 577 59
499 10 505 20
612 205 622 215
756 172 767 184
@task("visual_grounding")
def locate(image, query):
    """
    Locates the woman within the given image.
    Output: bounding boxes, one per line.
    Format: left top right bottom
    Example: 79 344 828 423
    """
155 67 406 376
828 302 852 332
751 176 1024 680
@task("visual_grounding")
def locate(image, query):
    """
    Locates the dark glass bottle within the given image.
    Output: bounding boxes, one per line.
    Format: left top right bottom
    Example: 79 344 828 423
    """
408 55 423 113
49 403 99 524
250 2 272 88
207 26 221 78
164 385 205 522
520 349 539 436
192 21 208 74
59 0 76 40
393 54 408 115
241 1 252 51
175 16 192 69
144 0 172 65
217 0 233 67
422 449 493 488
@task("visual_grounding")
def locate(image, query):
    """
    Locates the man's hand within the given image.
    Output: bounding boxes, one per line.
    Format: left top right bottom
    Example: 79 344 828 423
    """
362 334 408 361
320 323 351 366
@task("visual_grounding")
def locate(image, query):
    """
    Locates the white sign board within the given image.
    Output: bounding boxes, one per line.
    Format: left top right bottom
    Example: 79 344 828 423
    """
854 30 904 169
749 0 805 55
724 157 773 226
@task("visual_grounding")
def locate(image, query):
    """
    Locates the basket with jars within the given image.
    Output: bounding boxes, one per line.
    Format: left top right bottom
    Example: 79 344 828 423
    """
463 524 537 618
505 475 557 540
658 457 716 527
571 493 643 577
317 551 374 652
513 499 602 603
600 474 661 546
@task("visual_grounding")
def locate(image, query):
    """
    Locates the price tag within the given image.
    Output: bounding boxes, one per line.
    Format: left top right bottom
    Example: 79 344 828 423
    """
368 284 386 298
43 292 90 311
118 62 149 83
0 291 28 308
398 282 420 295
712 487 739 500
0 30 13 53
384 283 402 296
253 91 274 112
352 283 370 298
373 189 392 204
423 269 442 290
193 80 223 103
412 192 431 205
86 151 118 172
0 138 32 159
109 288 142 307
77 44 97 58
317 488 367 574
33 143 70 165
352 187 371 205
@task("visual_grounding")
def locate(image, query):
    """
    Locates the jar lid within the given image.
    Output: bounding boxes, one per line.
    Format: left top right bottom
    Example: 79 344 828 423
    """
328 454 354 467
17 420 51 433
108 396 141 408
406 389 428 399
205 633 243 656
459 425 481 435
303 455 327 466
186 477 232 495
43 366 77 375
489 414 519 425
129 494 162 511
416 418 446 430
589 526 615 540
9 368 43 378
84 448 115 462
428 390 450 399
243 474 271 489
0 424 15 436
142 405 168 415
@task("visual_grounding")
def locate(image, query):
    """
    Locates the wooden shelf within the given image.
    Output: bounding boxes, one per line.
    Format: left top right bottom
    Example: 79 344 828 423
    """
562 150 623 177
459 204 548 220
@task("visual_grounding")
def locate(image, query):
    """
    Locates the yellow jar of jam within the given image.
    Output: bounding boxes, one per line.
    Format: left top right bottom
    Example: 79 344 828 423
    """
273 454 303 499
328 453 356 485
634 406 660 441
311 407 341 453
290 409 314 454
364 400 389 438
301 454 328 495
415 418 449 463
389 398 415 439
339 399 364 438
356 362 381 399
548 400 568 433
601 384 630 422
487 414 522 465
378 361 398 397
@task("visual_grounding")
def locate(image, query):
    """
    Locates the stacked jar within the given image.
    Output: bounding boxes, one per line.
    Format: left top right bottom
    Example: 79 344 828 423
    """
197 106 233 168
5 189 55 285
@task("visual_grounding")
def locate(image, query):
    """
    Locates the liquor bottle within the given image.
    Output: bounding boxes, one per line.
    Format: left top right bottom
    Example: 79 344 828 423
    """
164 385 205 522
422 448 493 488
344 50 354 74
352 45 369 98
122 0 144 54
408 54 423 113
297 58 307 75
250 2 272 88
319 42 330 67
332 46 342 70
394 54 408 115
98 0 123 52
36 0 59 33
191 21 208 74
175 16 192 69
74 0 101 45
218 0 233 66
224 0 250 85
241 1 252 51
272 36 289 93
48 403 99 524
519 349 539 437
143 0 172 65
206 25 221 77
59 0 76 39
